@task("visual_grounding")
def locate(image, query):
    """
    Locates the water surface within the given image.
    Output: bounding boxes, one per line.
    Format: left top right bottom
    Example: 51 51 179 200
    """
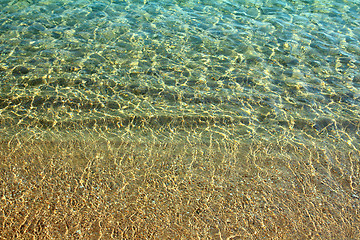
0 0 360 238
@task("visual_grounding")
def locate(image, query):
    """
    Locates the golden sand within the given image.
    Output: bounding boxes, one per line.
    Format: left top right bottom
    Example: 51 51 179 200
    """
1 132 359 239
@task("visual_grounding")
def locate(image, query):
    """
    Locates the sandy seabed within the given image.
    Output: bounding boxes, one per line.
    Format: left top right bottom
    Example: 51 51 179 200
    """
0 129 359 239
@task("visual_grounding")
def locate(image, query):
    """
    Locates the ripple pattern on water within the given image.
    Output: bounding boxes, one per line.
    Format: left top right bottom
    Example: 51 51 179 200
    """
0 0 359 145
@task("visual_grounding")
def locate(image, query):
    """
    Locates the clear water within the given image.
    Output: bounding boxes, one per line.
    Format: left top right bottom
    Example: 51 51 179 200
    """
1 0 360 238
0 0 359 145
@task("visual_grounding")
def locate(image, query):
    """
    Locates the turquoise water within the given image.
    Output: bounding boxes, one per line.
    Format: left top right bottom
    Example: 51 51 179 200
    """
1 2 360 238
0 0 359 146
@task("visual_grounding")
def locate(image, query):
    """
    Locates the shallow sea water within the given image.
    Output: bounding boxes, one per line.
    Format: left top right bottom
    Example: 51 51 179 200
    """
0 0 360 238
0 0 359 144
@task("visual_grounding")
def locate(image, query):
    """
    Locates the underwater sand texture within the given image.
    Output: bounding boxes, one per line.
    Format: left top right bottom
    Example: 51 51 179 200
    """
0 0 360 238
0 136 359 239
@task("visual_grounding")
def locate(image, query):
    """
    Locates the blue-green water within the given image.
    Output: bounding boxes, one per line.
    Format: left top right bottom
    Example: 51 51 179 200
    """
1 1 360 238
0 0 359 146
